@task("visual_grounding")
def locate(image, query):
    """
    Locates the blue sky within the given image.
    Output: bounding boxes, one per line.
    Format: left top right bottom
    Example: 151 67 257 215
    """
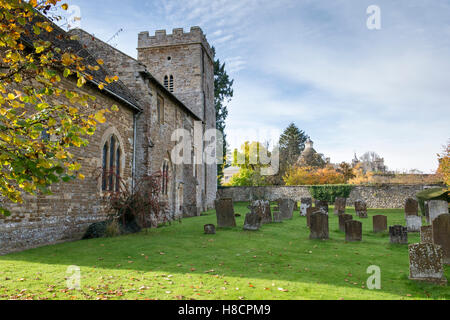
63 0 450 173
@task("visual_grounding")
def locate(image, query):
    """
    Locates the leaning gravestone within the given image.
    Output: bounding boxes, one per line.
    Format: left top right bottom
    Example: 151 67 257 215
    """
409 243 447 284
306 206 315 227
406 216 422 233
389 225 408 244
215 198 236 228
428 200 448 223
432 214 450 265
424 201 430 223
405 198 419 217
345 220 362 242
204 224 216 234
315 200 329 215
243 211 262 231
300 198 312 217
309 211 329 240
339 214 353 232
278 198 295 220
354 200 368 218
273 211 283 223
420 225 433 244
334 198 347 215
373 215 387 233
250 200 273 224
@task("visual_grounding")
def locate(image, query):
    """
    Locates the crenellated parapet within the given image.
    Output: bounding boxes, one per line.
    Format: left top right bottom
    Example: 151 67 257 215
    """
138 27 214 60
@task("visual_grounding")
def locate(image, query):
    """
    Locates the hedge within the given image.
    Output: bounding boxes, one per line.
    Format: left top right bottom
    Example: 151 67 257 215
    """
308 185 355 203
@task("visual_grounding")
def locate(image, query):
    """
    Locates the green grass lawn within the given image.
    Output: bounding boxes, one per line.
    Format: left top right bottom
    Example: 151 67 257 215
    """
0 203 449 300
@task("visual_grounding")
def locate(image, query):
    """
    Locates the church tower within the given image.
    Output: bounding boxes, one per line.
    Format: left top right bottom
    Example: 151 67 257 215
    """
137 27 217 211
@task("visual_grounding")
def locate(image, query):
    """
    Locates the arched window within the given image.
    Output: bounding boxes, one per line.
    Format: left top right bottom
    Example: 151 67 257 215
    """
162 160 170 195
164 75 169 90
169 75 174 93
101 134 121 192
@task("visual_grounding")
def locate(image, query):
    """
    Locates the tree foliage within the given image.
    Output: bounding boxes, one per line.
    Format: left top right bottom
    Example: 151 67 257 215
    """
0 0 117 215
283 165 346 186
278 122 309 183
212 46 233 186
437 140 449 186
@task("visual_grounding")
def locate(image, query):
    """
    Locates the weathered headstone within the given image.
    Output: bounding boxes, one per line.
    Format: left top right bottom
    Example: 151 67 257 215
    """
334 197 347 215
373 215 387 233
273 211 283 223
389 225 408 244
300 198 312 217
315 200 329 215
309 211 329 240
278 198 295 220
405 198 419 217
428 200 448 223
345 220 362 242
204 224 216 234
249 200 272 224
306 206 315 227
432 214 450 265
409 243 447 284
354 200 368 218
339 214 353 232
215 198 236 228
420 225 433 244
424 201 430 223
243 212 262 231
406 215 422 233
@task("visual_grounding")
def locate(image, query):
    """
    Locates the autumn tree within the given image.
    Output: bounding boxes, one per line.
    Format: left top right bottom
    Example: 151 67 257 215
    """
437 140 449 186
0 0 117 215
283 165 345 186
337 162 355 182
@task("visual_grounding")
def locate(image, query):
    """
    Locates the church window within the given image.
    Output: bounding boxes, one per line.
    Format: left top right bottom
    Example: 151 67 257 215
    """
169 75 174 92
164 75 169 90
101 135 122 192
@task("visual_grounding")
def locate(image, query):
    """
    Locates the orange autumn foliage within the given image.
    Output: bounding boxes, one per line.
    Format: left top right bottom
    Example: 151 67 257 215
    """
283 165 346 186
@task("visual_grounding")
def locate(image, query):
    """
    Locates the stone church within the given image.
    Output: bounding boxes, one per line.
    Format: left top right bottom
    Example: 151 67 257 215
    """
0 17 217 254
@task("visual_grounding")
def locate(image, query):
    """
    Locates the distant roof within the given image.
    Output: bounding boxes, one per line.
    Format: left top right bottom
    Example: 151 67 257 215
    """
20 13 142 113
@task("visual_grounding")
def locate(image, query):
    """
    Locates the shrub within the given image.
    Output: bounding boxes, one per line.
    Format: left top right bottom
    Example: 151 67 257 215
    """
284 166 346 186
308 185 355 203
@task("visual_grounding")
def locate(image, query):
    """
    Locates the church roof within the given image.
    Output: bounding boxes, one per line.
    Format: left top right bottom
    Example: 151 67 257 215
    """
20 13 142 113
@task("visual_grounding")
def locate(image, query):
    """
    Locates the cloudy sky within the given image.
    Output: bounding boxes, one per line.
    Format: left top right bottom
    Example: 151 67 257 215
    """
63 0 449 173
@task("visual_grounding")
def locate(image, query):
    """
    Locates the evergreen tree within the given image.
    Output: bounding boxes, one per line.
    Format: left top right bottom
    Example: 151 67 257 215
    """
212 47 234 186
278 123 309 180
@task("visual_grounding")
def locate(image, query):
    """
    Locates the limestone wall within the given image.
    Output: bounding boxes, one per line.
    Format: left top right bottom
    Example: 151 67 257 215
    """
217 185 444 209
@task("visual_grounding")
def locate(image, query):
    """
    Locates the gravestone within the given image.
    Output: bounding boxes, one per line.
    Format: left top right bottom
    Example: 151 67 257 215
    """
278 198 295 220
273 211 283 223
334 197 347 215
389 225 408 244
300 198 312 217
306 206 315 227
250 200 272 224
243 212 262 231
373 215 387 233
339 214 353 232
204 224 216 234
420 225 433 244
294 202 298 211
428 200 448 223
405 198 419 217
432 214 450 265
309 211 329 240
215 198 236 228
406 216 422 233
354 200 368 218
345 220 362 242
409 243 447 284
315 200 329 215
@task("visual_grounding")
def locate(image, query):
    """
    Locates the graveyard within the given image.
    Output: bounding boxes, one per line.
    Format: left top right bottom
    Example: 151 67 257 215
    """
0 202 448 300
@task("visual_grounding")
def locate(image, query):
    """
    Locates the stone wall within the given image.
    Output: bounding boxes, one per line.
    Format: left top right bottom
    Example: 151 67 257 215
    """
217 185 444 209
0 77 135 255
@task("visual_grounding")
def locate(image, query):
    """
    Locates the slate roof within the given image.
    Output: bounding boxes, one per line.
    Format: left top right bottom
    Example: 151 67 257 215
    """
20 13 142 112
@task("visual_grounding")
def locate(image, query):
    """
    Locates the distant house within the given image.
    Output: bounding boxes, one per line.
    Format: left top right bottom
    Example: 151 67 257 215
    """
222 166 241 185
